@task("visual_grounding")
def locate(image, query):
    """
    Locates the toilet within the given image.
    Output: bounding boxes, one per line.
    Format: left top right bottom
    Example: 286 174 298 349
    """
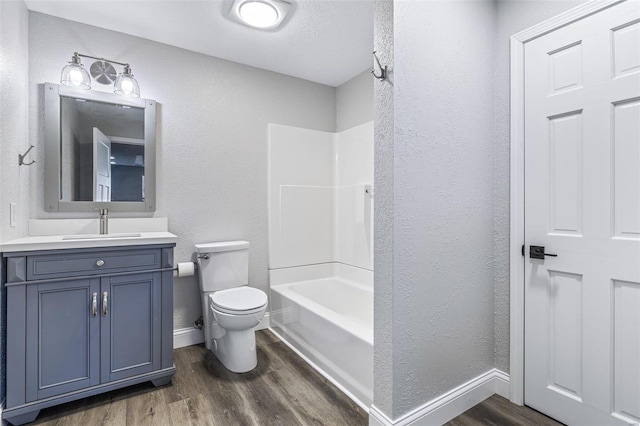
195 241 268 373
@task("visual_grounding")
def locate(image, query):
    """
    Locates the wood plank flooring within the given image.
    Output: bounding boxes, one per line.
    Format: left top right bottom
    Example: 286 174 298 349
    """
445 395 564 426
30 330 562 426
31 330 367 426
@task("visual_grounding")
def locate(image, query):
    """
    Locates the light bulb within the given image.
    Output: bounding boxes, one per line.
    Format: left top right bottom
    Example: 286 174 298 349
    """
68 68 84 86
114 65 140 97
239 1 279 28
121 79 134 95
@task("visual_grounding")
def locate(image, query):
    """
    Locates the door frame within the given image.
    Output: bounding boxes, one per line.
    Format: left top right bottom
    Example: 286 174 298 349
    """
508 0 626 406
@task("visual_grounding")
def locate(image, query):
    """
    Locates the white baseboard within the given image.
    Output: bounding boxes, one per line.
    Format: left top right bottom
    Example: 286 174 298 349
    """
173 327 204 349
255 312 271 332
369 369 510 426
493 370 510 399
173 313 270 349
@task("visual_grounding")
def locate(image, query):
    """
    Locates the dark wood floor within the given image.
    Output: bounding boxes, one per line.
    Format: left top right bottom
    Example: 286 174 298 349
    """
31 329 562 426
446 395 563 426
32 330 367 425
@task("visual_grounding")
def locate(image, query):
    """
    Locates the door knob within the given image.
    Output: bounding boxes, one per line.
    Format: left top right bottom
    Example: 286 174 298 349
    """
96 259 105 267
530 245 558 260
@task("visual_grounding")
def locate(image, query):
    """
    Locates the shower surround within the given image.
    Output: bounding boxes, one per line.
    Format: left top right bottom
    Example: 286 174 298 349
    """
267 122 374 409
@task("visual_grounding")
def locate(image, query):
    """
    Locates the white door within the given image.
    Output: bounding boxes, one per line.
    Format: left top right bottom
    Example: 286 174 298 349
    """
524 1 640 425
93 127 112 202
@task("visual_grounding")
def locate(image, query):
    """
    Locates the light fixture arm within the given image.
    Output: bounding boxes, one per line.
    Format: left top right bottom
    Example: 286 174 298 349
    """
74 52 130 68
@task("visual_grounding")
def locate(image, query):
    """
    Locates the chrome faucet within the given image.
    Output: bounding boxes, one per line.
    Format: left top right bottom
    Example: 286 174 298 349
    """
98 208 109 234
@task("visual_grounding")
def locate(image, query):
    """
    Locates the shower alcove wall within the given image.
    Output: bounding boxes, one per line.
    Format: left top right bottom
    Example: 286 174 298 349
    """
267 122 374 409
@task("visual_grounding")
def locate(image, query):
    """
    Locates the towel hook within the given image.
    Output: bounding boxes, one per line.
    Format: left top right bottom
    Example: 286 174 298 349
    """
371 51 387 81
18 145 36 166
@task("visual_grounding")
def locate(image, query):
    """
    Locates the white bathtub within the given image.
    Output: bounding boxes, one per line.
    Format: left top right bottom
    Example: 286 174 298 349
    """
269 263 373 410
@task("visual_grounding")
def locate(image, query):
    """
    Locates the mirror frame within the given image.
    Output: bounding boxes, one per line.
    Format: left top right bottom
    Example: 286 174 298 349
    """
44 82 156 212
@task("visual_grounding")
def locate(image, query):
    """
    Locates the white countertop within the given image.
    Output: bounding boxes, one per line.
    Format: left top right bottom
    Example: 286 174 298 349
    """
0 232 178 253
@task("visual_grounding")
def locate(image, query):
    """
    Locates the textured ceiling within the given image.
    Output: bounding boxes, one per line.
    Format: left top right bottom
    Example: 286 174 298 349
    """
25 0 374 87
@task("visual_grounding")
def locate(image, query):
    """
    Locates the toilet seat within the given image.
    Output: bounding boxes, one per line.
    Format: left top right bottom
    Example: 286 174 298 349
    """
209 287 267 315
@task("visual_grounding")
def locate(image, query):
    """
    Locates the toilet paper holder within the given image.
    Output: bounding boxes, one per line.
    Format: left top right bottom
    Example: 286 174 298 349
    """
174 261 198 279
173 253 209 277
173 254 207 272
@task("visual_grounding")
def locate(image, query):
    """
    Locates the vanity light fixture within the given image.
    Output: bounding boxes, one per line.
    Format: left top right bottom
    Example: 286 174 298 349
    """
229 0 292 30
60 52 141 98
114 65 140 97
60 53 91 89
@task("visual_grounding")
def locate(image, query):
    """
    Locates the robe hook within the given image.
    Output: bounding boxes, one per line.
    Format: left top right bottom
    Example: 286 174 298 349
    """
371 51 387 81
18 145 36 166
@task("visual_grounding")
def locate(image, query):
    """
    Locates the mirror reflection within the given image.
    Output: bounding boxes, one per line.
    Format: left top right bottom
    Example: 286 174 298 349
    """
60 96 145 202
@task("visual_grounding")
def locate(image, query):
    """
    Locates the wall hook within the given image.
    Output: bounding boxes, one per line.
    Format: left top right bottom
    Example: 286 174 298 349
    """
371 51 387 81
18 145 36 166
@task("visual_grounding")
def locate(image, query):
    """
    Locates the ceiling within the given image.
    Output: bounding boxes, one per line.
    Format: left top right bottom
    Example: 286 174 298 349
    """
25 0 374 87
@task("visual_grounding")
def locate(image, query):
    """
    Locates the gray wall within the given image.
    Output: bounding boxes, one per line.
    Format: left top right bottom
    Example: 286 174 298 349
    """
336 68 373 131
28 12 337 330
492 0 590 374
391 0 497 417
0 0 30 404
0 0 30 243
373 0 395 417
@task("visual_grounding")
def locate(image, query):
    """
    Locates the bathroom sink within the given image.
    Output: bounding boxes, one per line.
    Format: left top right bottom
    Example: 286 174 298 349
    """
62 233 142 240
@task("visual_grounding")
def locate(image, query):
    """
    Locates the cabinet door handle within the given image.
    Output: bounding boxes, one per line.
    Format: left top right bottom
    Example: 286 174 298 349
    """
102 292 108 316
96 259 105 267
92 292 98 317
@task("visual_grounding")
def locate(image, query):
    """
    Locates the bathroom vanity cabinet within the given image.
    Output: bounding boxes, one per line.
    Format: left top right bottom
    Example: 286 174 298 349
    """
2 244 176 426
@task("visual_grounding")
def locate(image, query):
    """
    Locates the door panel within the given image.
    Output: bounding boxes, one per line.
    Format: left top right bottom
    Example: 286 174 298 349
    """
546 271 583 401
612 280 640 422
101 272 161 383
548 42 583 94
613 99 640 239
26 279 100 401
612 20 640 78
524 1 640 425
548 111 583 235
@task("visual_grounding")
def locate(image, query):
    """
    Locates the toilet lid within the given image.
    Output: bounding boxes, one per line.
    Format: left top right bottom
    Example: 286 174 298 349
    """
210 287 267 313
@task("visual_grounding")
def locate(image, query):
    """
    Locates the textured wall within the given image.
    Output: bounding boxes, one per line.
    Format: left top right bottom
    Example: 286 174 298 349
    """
28 12 336 330
0 0 30 404
373 0 395 418
492 0 589 374
0 0 30 243
336 68 373 132
391 0 496 418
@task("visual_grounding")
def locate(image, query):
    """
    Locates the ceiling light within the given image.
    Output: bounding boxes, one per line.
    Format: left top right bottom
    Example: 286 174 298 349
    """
229 0 292 30
239 1 278 28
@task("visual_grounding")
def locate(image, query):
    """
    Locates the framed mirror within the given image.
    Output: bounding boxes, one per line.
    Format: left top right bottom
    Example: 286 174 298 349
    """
44 82 156 212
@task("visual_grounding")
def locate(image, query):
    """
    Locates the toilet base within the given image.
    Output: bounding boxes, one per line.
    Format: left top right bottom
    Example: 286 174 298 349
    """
212 329 258 373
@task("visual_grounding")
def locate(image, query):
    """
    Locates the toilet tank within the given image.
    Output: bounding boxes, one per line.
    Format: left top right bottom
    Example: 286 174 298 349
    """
195 241 249 292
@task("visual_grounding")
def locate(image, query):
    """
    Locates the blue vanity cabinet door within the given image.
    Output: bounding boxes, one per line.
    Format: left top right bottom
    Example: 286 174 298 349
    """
25 278 101 402
100 272 162 383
